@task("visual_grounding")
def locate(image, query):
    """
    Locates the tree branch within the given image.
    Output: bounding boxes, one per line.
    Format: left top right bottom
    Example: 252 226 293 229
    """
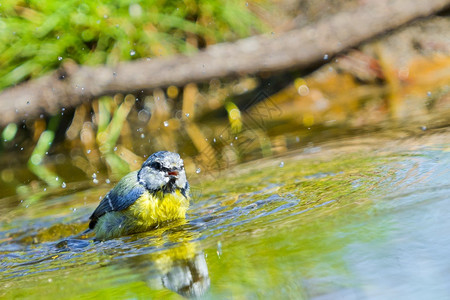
1 0 449 126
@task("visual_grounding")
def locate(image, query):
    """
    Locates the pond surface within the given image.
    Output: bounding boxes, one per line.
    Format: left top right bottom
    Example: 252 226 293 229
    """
1 126 449 299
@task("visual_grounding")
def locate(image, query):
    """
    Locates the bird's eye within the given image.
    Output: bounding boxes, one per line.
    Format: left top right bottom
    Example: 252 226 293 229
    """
150 162 162 170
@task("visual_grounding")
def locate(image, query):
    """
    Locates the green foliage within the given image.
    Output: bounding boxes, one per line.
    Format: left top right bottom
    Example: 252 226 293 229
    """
27 115 60 191
1 122 17 141
97 95 135 174
0 0 267 90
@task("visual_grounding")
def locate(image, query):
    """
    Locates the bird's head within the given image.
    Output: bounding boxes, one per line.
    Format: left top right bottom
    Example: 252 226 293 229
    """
138 151 188 194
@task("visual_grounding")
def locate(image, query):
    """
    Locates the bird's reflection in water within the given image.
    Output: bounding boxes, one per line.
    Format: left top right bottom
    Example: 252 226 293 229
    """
160 247 210 297
118 226 210 298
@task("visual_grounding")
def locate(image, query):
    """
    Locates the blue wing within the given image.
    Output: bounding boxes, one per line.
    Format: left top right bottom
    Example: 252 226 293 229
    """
89 171 145 229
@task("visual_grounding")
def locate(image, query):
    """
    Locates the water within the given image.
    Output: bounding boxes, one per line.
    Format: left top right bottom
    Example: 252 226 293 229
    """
0 127 449 299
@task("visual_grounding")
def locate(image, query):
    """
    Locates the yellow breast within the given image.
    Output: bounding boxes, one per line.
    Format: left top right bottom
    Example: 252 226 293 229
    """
94 190 189 240
128 190 189 225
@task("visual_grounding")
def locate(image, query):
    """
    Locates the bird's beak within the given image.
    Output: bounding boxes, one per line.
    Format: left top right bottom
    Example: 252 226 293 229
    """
168 171 179 177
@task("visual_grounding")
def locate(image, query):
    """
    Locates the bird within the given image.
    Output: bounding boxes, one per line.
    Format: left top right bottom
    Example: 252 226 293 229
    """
86 151 190 240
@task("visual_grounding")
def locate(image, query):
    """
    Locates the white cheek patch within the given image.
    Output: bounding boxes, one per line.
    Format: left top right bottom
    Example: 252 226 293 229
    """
175 170 187 188
142 170 168 190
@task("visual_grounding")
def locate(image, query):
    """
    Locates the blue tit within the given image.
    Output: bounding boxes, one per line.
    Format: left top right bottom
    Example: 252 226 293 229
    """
87 151 190 240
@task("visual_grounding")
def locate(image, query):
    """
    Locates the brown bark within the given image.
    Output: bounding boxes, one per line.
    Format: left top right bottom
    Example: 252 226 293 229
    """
1 0 449 126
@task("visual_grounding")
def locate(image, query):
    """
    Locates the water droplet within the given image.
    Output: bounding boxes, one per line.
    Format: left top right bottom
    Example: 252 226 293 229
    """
279 162 285 167
213 138 216 143
138 109 151 122
140 133 145 138
297 85 309 96
61 182 67 188
427 91 432 97
421 126 427 131
86 149 91 154
217 241 222 257
92 173 97 179
185 113 190 117
323 54 329 60
130 50 136 56
44 188 47 192
196 168 201 174
106 179 111 184
58 56 63 61
114 146 118 151
163 121 169 127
